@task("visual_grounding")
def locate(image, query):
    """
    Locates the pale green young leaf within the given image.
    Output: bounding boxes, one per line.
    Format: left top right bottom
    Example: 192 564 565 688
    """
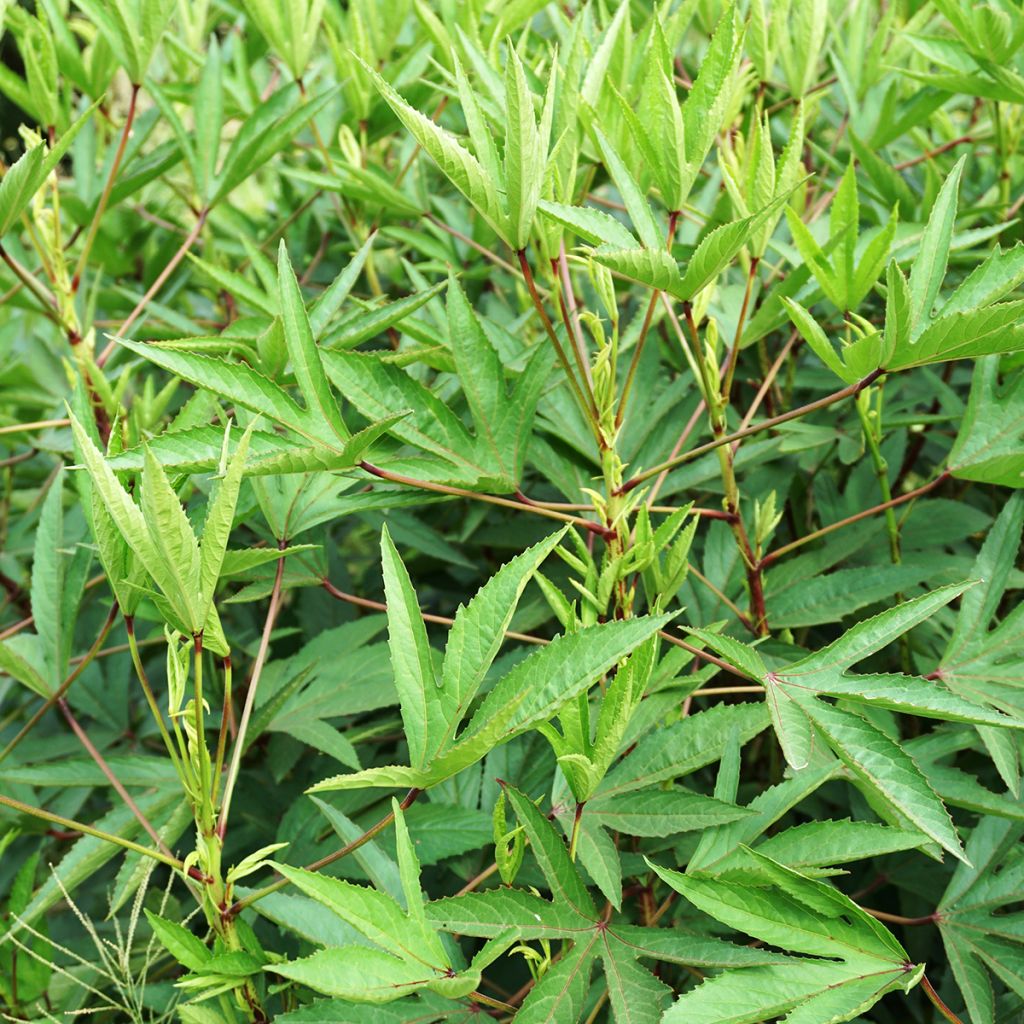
503 45 545 251
30 472 65 687
445 272 505 455
674 193 795 300
537 199 639 249
145 911 211 972
830 163 859 299
782 296 857 382
0 639 51 698
456 613 673 754
359 58 506 240
591 126 663 251
852 206 898 306
139 446 201 632
785 207 845 310
590 245 681 294
504 783 596 915
682 4 744 187
69 414 170 606
908 155 966 331
196 424 252 616
212 85 335 206
778 0 829 97
0 103 96 236
452 53 501 187
309 234 375 336
391 800 426 929
116 338 325 447
268 947 435 1004
270 865 445 967
194 37 224 204
941 243 1024 318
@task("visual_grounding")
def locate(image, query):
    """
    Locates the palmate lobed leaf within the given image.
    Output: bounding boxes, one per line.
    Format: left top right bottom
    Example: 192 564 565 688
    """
69 414 252 651
684 583 1024 860
650 849 923 1024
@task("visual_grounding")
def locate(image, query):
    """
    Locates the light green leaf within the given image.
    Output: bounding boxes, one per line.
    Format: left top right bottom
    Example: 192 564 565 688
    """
908 156 966 331
380 524 437 772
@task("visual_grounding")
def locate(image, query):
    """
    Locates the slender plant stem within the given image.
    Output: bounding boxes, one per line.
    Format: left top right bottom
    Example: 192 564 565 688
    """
760 471 951 568
862 908 936 926
516 248 599 435
470 991 517 1014
0 418 70 436
856 392 901 565
0 794 184 871
455 860 500 897
688 564 755 634
0 244 60 321
359 461 611 538
682 303 769 635
0 603 118 764
225 788 421 917
659 631 757 681
556 243 593 395
615 290 660 429
322 578 547 645
722 256 759 404
212 656 232 804
424 212 520 276
689 686 763 697
72 84 140 293
893 135 973 171
732 329 799 451
97 207 209 365
125 617 188 783
619 368 884 494
57 699 172 856
617 211 682 428
921 974 966 1024
568 801 585 861
217 552 286 838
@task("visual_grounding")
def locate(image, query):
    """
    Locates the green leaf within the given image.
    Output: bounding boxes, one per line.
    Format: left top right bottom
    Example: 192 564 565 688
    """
432 529 564 760
807 701 965 860
503 46 549 250
145 911 211 972
0 638 50 697
380 524 437 772
950 356 1024 487
651 849 922 1024
591 126 663 251
583 788 752 838
938 816 1024 1024
278 240 349 443
0 104 96 236
359 58 506 241
674 194 794 301
908 156 966 331
537 199 639 249
196 424 252 616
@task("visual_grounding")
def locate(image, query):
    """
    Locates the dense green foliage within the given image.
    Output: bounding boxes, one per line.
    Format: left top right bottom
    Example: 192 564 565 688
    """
2 1 1024 1022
